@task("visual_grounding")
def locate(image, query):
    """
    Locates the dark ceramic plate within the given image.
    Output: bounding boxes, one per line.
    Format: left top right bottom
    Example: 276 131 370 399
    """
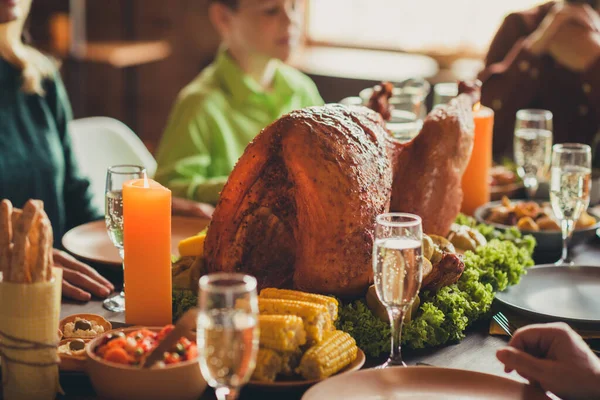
495 264 600 324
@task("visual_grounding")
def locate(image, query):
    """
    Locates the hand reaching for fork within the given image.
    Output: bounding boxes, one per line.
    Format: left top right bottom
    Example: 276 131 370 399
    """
496 322 600 400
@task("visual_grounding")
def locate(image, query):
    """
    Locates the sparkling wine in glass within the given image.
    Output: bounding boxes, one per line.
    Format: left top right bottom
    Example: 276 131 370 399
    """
102 165 147 312
373 213 423 368
513 109 553 198
550 144 592 266
197 273 259 400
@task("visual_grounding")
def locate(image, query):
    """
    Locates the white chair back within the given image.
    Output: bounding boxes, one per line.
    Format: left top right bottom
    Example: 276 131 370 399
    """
68 117 157 212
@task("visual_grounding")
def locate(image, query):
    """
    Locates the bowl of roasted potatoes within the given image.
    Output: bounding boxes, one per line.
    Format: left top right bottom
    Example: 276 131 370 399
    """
474 197 600 254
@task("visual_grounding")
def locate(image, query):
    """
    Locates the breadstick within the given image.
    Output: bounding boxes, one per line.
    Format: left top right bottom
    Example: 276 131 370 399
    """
34 207 53 282
45 221 54 282
0 199 13 280
36 218 52 283
28 214 40 282
11 207 22 229
29 216 44 283
10 200 41 283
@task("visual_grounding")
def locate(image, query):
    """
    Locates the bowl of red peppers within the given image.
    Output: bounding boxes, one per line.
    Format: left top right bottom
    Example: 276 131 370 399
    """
86 325 206 400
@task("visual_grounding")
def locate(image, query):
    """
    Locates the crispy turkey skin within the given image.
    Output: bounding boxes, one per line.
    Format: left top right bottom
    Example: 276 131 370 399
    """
205 96 474 296
205 105 393 296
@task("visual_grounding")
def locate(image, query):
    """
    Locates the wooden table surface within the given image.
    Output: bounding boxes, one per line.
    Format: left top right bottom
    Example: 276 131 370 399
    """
55 240 600 400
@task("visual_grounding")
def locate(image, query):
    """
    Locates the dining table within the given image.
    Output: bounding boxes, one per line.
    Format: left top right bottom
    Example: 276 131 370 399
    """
49 239 600 400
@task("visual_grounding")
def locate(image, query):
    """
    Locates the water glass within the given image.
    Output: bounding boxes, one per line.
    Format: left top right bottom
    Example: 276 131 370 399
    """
197 273 259 400
102 164 147 312
513 109 553 198
386 94 424 142
373 213 423 368
432 82 458 107
550 144 592 266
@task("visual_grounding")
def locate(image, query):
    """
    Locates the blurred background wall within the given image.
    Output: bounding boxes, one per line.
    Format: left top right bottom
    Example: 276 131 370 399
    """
27 0 543 153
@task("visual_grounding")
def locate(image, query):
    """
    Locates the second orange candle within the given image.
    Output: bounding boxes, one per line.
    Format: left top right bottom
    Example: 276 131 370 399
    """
461 106 494 216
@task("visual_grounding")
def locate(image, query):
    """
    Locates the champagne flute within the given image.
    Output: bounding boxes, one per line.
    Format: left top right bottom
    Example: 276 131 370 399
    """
373 213 423 368
550 144 592 266
103 165 147 312
197 273 259 400
513 109 553 199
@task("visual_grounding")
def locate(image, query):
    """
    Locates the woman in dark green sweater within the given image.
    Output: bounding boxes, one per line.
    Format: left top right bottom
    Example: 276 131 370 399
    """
0 0 114 301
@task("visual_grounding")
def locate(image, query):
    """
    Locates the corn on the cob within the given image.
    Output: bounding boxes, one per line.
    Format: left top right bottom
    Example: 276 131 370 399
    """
258 315 306 352
252 348 282 382
280 350 303 376
260 288 339 322
297 330 358 380
258 298 331 344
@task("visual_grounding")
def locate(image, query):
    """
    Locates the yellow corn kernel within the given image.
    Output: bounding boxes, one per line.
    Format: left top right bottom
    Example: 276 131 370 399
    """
178 232 207 257
297 330 358 380
251 348 282 382
258 315 306 352
258 298 331 344
260 288 339 322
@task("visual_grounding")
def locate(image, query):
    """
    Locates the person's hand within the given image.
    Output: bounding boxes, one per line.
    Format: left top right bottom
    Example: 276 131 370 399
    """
525 3 598 56
496 322 600 400
53 249 115 302
172 197 215 219
549 21 600 71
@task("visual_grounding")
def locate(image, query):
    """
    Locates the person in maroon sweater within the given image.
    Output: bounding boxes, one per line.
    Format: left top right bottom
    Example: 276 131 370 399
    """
479 0 600 161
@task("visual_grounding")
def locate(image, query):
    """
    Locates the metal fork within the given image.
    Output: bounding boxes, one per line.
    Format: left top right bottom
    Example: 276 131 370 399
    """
492 312 516 337
492 312 600 355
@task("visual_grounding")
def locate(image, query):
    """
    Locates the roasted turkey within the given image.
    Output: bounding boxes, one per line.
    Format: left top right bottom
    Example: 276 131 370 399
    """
204 91 475 296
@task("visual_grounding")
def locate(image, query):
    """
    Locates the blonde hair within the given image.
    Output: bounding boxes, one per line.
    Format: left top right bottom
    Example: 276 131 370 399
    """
0 0 55 95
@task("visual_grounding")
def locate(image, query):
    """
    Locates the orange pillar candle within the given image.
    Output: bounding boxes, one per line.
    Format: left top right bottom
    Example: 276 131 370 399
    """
123 179 172 326
461 105 494 216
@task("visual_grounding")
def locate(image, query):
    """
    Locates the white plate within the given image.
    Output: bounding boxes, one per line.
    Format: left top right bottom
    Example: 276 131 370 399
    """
302 366 549 400
62 217 208 266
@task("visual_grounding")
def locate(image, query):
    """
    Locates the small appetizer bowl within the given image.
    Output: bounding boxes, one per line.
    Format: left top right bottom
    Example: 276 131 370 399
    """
58 338 90 372
59 313 112 340
85 327 207 400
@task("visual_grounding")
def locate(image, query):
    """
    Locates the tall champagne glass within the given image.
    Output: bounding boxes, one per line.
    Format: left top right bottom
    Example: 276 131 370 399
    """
513 109 553 198
197 273 259 400
103 165 147 312
550 144 592 266
373 213 423 368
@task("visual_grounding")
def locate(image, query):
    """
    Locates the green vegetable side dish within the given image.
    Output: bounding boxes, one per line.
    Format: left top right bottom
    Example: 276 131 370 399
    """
172 289 198 322
336 214 536 356
171 214 536 357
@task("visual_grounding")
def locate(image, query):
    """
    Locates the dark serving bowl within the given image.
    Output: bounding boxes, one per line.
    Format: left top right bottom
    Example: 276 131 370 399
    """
474 200 600 256
490 182 525 202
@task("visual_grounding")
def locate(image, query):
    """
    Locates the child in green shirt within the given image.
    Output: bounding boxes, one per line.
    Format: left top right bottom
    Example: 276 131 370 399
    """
154 0 324 204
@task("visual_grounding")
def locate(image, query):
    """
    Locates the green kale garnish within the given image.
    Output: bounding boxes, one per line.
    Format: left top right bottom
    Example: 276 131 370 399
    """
336 216 535 354
172 289 197 322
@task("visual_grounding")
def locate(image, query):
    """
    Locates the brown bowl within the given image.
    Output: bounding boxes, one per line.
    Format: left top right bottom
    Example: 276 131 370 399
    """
59 313 112 340
58 338 90 372
85 327 207 400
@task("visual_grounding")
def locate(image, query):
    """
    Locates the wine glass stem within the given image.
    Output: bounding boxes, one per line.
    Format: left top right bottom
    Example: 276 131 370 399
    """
524 177 538 199
119 249 125 294
560 219 575 264
215 387 239 400
387 306 406 365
